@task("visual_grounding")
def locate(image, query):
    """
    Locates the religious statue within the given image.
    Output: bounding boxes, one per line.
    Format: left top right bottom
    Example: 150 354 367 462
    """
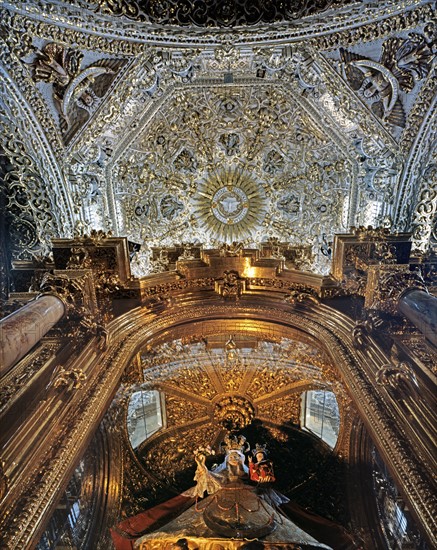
112 434 346 548
183 435 249 499
179 435 293 539
184 435 290 506
249 443 276 484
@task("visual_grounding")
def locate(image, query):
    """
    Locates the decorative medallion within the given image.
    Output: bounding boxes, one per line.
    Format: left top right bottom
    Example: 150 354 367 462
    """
211 186 249 225
213 395 255 431
193 167 267 243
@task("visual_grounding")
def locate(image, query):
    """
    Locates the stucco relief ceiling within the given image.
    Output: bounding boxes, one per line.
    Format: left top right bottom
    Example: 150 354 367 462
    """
127 336 346 495
69 44 408 276
109 83 353 272
0 1 435 270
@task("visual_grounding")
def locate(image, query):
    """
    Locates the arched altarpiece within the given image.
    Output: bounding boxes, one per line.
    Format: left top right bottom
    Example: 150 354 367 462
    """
2 279 434 548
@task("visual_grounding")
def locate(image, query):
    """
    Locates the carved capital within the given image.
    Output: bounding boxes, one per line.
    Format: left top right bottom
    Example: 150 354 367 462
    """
332 229 412 286
284 290 319 306
38 270 96 319
47 365 87 393
51 235 131 283
376 362 419 400
351 311 385 349
365 265 426 313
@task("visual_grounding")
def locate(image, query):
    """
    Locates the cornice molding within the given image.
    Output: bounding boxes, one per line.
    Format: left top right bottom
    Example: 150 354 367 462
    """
0 1 432 47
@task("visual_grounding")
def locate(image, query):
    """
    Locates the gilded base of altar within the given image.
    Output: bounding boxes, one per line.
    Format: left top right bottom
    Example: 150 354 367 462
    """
136 537 329 549
134 491 332 549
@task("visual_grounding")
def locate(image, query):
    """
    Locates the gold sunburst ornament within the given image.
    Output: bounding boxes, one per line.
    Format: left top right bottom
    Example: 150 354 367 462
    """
192 166 267 243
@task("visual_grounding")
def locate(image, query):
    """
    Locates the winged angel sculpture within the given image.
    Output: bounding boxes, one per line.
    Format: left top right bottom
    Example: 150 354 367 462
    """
340 33 433 128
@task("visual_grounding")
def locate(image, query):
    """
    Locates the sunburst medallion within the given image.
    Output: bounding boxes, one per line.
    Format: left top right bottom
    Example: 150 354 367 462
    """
192 167 267 243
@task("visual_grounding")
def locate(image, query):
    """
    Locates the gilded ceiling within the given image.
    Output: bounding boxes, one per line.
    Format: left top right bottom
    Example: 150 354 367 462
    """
0 0 435 277
119 335 352 523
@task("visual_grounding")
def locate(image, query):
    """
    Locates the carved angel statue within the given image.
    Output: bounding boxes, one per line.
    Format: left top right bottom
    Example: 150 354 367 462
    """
31 42 114 129
340 33 432 128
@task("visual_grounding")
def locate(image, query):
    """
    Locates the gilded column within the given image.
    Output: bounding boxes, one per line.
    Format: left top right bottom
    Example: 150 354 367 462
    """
398 289 437 347
0 295 65 376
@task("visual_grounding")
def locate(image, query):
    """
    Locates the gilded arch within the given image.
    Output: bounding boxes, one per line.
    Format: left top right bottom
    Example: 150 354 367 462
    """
95 294 435 540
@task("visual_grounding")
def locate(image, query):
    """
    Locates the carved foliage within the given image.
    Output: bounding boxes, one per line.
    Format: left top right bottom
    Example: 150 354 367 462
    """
165 395 208 427
411 163 437 252
0 140 57 259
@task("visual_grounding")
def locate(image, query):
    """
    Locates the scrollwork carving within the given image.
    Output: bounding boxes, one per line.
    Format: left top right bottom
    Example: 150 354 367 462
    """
215 271 246 301
376 362 419 400
411 164 437 252
0 135 60 260
46 365 87 393
95 0 357 26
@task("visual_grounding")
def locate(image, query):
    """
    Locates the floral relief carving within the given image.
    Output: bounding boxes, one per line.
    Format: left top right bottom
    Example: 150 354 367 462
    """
247 361 322 401
143 363 217 401
165 395 208 427
256 393 302 426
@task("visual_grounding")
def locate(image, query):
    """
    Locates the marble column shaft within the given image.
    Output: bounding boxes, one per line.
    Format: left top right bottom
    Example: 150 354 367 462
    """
398 289 437 347
0 295 65 376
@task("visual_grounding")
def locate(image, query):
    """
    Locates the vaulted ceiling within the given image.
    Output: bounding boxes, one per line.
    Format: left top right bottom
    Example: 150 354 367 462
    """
0 4 435 547
0 0 435 280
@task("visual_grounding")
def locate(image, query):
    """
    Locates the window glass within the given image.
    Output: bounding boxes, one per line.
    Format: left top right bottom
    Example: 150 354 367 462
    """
127 390 164 449
300 390 340 448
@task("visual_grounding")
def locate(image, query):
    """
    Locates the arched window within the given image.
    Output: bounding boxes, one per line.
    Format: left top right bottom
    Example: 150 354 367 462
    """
300 390 340 448
127 390 165 449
